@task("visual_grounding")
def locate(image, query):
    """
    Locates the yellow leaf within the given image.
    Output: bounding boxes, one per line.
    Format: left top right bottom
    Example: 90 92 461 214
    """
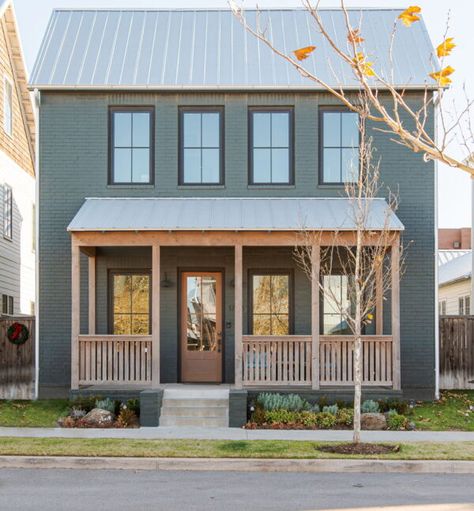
348 29 364 44
398 6 421 27
429 65 455 87
353 52 375 77
437 37 456 57
292 45 316 61
367 313 374 320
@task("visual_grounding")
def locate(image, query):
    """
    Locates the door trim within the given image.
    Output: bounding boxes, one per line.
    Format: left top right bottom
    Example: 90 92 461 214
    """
177 268 225 383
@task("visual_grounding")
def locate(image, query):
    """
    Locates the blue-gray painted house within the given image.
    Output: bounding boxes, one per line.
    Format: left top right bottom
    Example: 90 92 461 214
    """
30 8 437 404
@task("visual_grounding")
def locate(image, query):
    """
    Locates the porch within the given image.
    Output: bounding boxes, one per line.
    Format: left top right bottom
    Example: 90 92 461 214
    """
68 197 402 392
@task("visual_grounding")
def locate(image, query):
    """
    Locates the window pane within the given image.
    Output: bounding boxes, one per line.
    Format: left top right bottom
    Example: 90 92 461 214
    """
131 275 149 313
341 147 359 183
183 113 201 147
202 148 220 183
323 112 340 147
341 112 359 147
202 113 220 147
201 277 217 314
114 314 131 335
183 148 201 183
253 148 271 183
324 314 343 335
271 275 289 313
114 113 132 147
132 112 150 147
273 314 289 335
253 276 272 314
253 113 271 147
113 148 132 182
132 148 150 183
253 315 272 335
323 148 341 183
271 148 289 183
271 112 289 147
132 315 149 335
114 275 131 313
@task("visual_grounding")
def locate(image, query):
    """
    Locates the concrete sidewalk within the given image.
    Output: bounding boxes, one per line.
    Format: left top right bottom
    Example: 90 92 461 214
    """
0 426 474 442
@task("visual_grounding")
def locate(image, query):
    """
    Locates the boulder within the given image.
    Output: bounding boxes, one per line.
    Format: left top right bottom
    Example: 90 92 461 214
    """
82 408 114 427
361 412 387 430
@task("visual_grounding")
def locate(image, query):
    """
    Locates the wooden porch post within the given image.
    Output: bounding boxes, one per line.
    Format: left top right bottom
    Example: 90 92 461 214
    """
71 241 80 390
391 234 401 390
376 264 383 336
88 251 96 335
234 244 243 389
152 243 160 387
311 244 320 390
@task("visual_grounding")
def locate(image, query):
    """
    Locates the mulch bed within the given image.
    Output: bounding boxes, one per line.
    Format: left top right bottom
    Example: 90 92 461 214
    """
317 443 400 455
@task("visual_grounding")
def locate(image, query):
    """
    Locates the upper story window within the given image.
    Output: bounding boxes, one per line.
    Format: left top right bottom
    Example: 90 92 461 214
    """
320 108 359 184
109 107 154 185
249 108 293 185
179 108 223 185
2 294 13 315
4 76 12 137
3 184 12 240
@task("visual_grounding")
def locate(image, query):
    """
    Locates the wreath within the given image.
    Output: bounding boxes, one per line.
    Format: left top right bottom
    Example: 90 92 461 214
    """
7 322 29 346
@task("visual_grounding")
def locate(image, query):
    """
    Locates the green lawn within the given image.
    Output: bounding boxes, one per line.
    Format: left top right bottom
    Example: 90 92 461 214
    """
0 438 473 460
0 400 69 427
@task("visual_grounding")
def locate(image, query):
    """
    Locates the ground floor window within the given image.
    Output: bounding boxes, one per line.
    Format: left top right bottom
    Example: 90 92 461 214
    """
250 271 291 335
322 275 353 335
459 295 470 315
110 272 150 335
439 300 447 316
1 294 13 315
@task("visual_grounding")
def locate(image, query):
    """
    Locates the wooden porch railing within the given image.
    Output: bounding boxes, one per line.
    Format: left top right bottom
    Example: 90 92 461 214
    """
242 336 312 386
78 335 153 386
320 335 393 386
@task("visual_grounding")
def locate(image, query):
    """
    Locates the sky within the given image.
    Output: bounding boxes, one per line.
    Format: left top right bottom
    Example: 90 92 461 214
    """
12 0 474 228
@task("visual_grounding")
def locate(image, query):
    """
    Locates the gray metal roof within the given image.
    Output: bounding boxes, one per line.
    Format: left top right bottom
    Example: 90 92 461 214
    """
67 197 404 232
30 8 435 90
439 250 471 286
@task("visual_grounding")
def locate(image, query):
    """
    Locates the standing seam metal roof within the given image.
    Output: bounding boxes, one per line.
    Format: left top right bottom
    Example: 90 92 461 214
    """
30 8 435 89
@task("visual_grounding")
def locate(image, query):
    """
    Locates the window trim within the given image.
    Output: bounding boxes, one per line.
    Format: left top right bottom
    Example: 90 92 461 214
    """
3 184 12 241
178 106 225 186
439 299 447 316
3 75 12 137
107 269 152 335
108 106 155 186
248 106 295 186
319 106 361 186
2 294 14 315
247 269 294 335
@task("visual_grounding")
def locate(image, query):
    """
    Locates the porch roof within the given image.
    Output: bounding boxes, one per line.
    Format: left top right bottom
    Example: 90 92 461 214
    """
67 197 404 232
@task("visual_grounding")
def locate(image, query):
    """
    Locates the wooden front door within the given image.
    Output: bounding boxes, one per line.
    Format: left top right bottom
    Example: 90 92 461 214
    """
180 271 223 383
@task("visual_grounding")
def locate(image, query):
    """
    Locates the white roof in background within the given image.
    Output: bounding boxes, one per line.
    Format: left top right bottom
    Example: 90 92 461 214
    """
67 197 404 232
438 249 470 266
439 250 472 286
30 8 435 90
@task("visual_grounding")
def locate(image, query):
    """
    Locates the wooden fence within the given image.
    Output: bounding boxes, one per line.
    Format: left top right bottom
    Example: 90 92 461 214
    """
440 316 474 389
0 316 35 399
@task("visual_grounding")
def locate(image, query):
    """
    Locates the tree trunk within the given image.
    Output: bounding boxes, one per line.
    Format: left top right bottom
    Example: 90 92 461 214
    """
353 328 362 444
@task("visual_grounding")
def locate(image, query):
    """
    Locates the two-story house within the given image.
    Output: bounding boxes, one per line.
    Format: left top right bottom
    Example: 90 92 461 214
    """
0 0 35 319
31 8 436 425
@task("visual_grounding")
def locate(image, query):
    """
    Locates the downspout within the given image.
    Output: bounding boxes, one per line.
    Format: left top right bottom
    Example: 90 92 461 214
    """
34 88 40 400
434 106 440 400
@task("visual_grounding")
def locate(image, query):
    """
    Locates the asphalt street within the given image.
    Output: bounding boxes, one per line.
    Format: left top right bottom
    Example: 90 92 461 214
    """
0 468 474 510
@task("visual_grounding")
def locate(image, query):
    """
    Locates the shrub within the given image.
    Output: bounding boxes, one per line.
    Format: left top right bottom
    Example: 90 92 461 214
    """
125 399 140 417
315 412 337 429
299 411 318 428
95 398 116 414
116 408 139 428
250 403 266 425
69 407 86 420
335 408 353 427
378 399 409 415
70 395 103 413
322 404 339 415
264 409 298 424
386 412 408 430
310 403 320 413
318 396 329 409
361 399 380 413
335 399 350 410
257 393 310 412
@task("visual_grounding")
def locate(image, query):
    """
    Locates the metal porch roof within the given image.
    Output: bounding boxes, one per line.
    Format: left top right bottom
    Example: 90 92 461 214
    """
31 8 435 90
67 197 404 232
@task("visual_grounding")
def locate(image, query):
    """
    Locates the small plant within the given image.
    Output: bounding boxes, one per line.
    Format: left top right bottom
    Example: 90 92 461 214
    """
335 399 349 410
95 398 116 414
116 407 139 428
387 412 408 430
70 395 103 413
126 399 140 417
264 409 298 424
299 411 318 428
322 404 339 415
69 407 86 419
315 412 337 429
310 403 320 413
250 403 266 425
257 393 310 412
318 396 329 409
378 398 409 415
361 399 380 413
336 408 354 427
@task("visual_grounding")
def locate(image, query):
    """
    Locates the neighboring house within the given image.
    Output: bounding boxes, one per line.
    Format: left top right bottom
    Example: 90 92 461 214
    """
0 0 35 317
438 250 471 316
439 228 471 250
30 8 436 421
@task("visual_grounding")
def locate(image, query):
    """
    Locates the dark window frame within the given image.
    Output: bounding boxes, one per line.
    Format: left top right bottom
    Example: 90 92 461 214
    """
178 106 225 186
248 269 294 335
248 106 295 185
319 106 360 185
3 184 12 240
108 106 155 185
2 294 14 315
107 269 152 335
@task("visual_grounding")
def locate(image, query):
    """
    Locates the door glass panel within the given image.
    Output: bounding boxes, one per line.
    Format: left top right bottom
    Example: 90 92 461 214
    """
186 276 218 352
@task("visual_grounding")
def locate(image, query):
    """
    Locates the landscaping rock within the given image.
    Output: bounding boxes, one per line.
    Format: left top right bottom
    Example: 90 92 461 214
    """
361 412 387 430
82 408 114 427
406 421 416 431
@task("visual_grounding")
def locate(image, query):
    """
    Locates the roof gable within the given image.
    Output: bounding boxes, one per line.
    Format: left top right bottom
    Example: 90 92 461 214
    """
30 8 435 90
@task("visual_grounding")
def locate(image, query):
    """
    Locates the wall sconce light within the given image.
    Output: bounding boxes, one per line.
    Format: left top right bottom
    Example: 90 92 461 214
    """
161 272 173 288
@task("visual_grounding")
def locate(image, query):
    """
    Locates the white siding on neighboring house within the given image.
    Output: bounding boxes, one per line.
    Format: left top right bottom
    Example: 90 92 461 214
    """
439 278 471 315
0 148 35 315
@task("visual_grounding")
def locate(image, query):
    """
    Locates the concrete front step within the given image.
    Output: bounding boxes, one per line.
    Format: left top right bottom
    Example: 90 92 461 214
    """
159 416 228 427
161 405 228 418
161 398 228 408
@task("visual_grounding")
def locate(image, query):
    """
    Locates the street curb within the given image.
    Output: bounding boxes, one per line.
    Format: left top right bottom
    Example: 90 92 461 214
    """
0 456 473 473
